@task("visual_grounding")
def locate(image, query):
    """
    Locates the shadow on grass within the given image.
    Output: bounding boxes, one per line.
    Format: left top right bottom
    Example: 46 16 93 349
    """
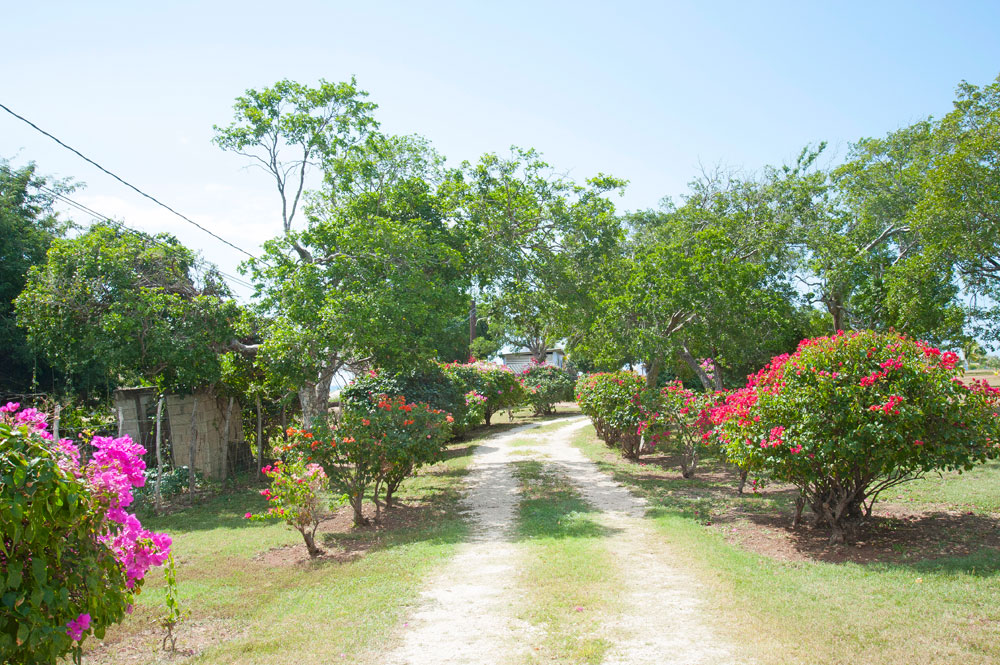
735 507 1000 570
141 489 270 532
574 425 1000 569
511 460 619 542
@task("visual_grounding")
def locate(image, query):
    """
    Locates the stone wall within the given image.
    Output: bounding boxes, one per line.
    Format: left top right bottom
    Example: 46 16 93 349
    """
113 388 245 480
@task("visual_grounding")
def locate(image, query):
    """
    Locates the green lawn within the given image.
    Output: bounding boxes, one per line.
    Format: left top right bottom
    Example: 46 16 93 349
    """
569 425 1000 665
509 459 619 664
84 429 483 664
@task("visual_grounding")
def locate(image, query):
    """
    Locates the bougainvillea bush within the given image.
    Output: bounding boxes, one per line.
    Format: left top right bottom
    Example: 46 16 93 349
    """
441 361 525 426
576 372 664 459
340 363 470 434
658 381 721 478
286 395 452 525
520 362 576 415
0 403 170 665
247 459 328 556
711 330 1000 543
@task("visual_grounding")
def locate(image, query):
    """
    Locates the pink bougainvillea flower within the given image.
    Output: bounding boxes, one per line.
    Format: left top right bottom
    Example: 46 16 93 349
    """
66 613 91 641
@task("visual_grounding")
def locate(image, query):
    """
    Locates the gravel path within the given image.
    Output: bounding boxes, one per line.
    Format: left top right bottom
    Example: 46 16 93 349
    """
378 418 747 665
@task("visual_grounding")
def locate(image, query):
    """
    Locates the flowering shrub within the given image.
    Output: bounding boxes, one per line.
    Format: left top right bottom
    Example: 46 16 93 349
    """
711 331 1000 542
246 459 328 556
441 361 526 425
462 390 488 431
520 362 576 415
286 395 452 525
0 403 170 665
340 363 470 434
658 381 722 478
576 372 662 459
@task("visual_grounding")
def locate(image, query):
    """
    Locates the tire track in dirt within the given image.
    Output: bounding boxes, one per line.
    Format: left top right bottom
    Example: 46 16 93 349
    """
539 420 749 665
379 419 576 665
379 418 747 665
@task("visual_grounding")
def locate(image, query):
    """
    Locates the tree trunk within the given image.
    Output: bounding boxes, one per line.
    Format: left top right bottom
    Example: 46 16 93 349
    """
255 393 264 479
350 491 367 526
792 495 805 527
528 336 548 364
736 466 749 495
301 528 321 557
154 395 165 513
680 443 698 478
53 404 61 440
679 343 720 391
469 298 477 347
299 368 335 427
826 291 846 332
221 396 234 481
645 356 663 389
188 394 199 494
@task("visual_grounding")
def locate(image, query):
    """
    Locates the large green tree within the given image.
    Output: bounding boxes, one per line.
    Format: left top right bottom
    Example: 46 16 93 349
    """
0 161 72 392
915 75 1000 342
587 162 806 389
452 147 626 360
15 224 237 395
243 132 467 424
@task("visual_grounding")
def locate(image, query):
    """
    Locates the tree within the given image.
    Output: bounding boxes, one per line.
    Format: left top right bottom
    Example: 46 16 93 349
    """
585 160 808 390
0 160 72 392
915 75 1000 342
586 220 794 391
15 224 236 395
213 78 377 237
245 133 468 425
453 147 625 358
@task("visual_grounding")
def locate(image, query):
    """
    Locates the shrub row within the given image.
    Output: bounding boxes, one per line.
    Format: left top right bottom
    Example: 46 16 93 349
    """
575 371 717 467
343 360 576 432
577 331 1000 543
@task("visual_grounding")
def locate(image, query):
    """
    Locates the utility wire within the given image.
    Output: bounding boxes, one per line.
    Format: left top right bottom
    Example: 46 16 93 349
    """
0 101 262 261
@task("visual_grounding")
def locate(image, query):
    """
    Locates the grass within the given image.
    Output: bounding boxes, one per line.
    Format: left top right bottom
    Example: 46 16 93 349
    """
509 458 619 665
887 459 1000 514
569 425 1000 665
84 427 487 664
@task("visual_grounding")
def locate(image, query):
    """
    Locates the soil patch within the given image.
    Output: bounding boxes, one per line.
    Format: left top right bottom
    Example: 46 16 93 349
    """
252 499 445 567
83 618 245 664
712 501 1000 565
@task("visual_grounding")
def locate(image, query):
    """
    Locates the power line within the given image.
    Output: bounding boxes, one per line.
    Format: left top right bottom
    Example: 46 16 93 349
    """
0 101 262 262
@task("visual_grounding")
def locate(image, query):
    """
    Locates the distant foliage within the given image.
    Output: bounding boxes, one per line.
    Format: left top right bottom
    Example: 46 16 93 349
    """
711 330 1000 542
0 403 170 664
519 362 576 415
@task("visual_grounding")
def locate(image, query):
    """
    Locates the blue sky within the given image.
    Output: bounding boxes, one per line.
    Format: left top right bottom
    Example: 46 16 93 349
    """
4 1 1000 299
